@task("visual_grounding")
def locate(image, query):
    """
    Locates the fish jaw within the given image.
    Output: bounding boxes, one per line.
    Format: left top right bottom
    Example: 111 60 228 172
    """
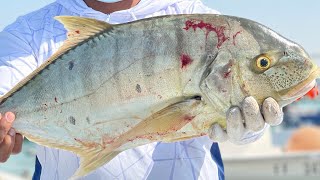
279 66 320 106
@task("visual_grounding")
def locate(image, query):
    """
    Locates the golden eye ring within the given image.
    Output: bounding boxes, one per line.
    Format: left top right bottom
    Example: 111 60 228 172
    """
256 55 271 70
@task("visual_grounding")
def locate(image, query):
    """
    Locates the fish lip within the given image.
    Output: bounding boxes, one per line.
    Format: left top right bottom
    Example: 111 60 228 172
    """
282 80 316 100
280 65 320 101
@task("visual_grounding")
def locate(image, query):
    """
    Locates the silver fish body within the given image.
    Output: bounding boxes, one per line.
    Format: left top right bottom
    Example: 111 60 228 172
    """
0 14 318 178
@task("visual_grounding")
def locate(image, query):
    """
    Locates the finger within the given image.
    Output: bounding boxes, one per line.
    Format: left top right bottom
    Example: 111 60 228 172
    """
226 107 245 143
0 112 15 143
242 96 265 132
262 97 283 126
12 133 23 155
208 124 229 142
0 129 16 163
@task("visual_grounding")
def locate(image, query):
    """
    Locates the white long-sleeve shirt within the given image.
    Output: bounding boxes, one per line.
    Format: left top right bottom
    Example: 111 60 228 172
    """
0 0 250 179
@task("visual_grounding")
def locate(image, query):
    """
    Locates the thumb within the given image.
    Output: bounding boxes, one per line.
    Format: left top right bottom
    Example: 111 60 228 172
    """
0 112 16 144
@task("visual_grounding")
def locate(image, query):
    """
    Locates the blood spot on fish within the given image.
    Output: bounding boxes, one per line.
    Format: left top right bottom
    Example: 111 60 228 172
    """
183 115 195 122
69 116 76 125
157 132 166 136
232 31 242 46
74 138 100 148
68 61 74 70
54 97 58 103
184 20 229 48
75 30 80 34
136 84 142 93
102 135 115 146
223 70 231 78
223 60 233 78
180 54 192 68
137 134 155 140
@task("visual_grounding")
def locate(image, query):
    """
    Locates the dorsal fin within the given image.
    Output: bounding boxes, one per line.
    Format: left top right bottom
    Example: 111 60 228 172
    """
0 16 112 104
49 16 113 63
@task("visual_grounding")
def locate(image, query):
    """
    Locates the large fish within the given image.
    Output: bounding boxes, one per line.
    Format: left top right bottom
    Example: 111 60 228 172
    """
0 14 319 178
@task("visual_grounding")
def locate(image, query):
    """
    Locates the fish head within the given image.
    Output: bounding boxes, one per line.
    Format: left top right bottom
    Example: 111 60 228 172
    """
200 16 319 108
232 17 320 107
240 50 319 107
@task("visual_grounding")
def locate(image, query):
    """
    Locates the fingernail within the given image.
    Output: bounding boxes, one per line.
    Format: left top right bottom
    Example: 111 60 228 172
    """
5 112 15 123
0 113 2 119
8 128 15 137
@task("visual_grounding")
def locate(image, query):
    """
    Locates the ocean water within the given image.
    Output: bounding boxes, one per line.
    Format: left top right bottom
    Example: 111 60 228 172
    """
0 140 36 179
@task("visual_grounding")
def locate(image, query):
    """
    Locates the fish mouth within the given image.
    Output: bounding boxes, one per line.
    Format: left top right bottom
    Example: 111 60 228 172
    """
282 80 316 100
281 66 320 101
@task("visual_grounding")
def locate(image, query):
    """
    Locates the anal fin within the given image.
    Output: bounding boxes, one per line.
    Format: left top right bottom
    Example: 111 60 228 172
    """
71 150 120 179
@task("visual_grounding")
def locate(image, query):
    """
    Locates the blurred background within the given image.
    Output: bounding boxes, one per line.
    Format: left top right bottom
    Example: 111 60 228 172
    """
0 0 319 179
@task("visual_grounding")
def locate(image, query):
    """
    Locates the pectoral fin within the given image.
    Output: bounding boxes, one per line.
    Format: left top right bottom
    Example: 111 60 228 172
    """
119 96 204 143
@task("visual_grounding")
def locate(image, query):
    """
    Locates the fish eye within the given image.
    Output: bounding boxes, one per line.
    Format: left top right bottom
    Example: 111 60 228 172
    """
256 55 271 70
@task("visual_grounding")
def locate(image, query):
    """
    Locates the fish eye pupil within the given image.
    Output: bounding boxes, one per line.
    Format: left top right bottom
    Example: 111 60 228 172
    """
260 58 269 67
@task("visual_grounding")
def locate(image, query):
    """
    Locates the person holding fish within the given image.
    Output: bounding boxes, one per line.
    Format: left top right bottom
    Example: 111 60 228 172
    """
2 0 315 180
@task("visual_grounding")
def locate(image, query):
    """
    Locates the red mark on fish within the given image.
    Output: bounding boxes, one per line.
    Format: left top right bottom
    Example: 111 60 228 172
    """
184 20 229 48
74 138 100 148
306 86 319 99
223 60 233 78
232 31 242 46
180 54 192 68
75 30 80 34
102 135 116 147
296 86 319 101
183 115 195 122
200 133 207 136
223 70 231 78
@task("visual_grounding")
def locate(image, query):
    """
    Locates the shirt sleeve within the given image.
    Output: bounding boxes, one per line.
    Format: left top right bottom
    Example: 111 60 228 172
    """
0 18 38 95
180 0 221 14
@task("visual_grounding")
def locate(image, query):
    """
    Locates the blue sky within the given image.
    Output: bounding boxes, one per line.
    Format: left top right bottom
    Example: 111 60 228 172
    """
1 0 319 57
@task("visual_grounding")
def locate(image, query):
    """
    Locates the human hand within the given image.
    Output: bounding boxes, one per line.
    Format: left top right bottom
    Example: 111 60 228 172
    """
0 112 23 162
208 96 283 144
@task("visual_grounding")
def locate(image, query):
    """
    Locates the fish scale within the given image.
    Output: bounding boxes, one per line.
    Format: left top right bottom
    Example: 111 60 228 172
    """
0 14 319 178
